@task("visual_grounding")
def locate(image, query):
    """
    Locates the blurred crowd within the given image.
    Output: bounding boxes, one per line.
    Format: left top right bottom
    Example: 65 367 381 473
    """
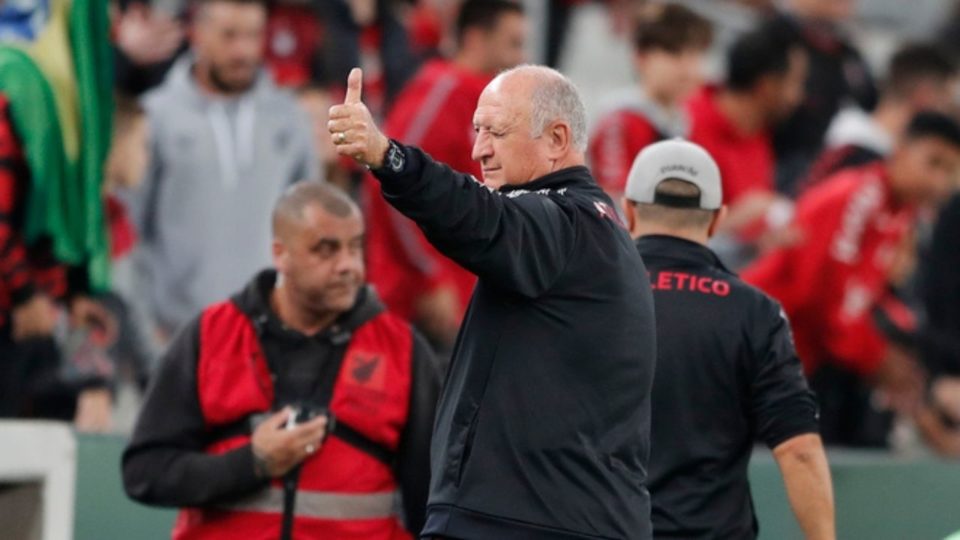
2 0 960 459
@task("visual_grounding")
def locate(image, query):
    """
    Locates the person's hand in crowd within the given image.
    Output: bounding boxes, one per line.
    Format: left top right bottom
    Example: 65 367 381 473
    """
608 0 635 36
886 225 918 288
348 0 377 26
251 408 329 478
912 378 960 458
756 224 804 253
415 285 462 347
70 296 119 348
873 344 926 414
932 377 960 420
11 294 58 342
74 388 114 433
105 102 149 190
115 3 184 66
718 191 796 241
329 68 390 169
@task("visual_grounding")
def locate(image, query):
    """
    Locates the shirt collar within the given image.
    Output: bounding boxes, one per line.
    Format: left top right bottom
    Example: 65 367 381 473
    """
498 165 595 194
635 234 732 274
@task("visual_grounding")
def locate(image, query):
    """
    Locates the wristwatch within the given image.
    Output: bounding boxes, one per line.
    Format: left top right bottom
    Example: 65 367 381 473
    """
380 140 406 174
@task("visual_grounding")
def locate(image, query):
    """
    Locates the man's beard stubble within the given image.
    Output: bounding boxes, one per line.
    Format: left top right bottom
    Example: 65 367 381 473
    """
208 63 257 94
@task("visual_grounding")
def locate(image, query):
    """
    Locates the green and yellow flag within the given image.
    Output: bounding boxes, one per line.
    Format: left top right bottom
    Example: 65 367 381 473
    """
0 0 113 290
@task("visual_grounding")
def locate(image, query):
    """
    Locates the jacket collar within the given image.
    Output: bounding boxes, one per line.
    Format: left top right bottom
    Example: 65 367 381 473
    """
498 166 595 195
635 234 732 274
232 269 384 341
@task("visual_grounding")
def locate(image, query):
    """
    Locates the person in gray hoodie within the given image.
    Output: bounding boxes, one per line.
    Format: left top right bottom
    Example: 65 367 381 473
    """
126 0 319 339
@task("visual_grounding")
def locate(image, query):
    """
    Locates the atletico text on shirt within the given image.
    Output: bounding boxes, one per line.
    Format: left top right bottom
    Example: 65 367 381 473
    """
647 270 731 297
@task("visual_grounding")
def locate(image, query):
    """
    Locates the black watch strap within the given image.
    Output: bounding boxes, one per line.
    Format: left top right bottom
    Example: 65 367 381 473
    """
378 140 406 174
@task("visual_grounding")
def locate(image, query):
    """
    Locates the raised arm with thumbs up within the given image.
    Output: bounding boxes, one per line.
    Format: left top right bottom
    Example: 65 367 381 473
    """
328 68 390 169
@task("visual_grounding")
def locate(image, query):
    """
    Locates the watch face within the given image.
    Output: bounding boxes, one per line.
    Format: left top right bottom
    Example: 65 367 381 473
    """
388 144 405 172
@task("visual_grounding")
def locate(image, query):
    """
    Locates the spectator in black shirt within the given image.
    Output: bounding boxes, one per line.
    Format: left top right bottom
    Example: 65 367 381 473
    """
621 139 835 539
768 0 877 194
914 193 960 457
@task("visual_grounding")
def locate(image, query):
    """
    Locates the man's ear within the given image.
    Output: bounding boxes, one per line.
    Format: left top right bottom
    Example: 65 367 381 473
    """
707 206 728 238
547 121 572 157
272 238 288 274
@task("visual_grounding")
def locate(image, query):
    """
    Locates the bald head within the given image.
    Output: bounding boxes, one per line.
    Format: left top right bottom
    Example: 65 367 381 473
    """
272 181 359 240
472 64 588 187
491 65 588 153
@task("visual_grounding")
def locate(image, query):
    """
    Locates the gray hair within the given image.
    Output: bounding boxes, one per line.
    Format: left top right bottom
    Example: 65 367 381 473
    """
499 65 588 153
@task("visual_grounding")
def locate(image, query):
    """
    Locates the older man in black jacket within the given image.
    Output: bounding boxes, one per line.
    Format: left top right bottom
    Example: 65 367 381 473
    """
329 66 657 539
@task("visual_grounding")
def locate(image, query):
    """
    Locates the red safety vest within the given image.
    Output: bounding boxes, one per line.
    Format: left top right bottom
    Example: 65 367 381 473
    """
171 300 415 540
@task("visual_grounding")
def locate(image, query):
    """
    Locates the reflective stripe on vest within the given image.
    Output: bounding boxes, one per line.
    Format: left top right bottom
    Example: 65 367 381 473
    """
218 488 398 520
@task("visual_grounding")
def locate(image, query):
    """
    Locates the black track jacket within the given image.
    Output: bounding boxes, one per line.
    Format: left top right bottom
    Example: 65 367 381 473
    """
372 143 657 540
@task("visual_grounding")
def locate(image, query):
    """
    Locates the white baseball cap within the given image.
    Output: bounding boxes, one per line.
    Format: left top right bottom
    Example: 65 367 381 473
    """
624 138 722 210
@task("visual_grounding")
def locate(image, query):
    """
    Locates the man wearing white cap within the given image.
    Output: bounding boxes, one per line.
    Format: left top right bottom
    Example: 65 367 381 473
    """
622 139 836 540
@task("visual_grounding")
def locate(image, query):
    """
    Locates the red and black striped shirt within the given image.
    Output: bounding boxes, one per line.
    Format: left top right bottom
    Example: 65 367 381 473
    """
0 92 67 329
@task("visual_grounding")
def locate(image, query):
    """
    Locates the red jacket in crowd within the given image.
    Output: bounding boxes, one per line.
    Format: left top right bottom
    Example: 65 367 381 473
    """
743 163 914 376
590 110 659 194
687 86 776 206
588 91 684 195
364 59 489 321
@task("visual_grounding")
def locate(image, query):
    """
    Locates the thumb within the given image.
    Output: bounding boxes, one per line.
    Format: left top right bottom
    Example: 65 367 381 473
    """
344 67 363 105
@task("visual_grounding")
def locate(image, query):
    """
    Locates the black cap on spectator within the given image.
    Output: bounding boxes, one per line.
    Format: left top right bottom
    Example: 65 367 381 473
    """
726 22 802 92
905 111 960 149
633 3 713 54
455 0 524 46
885 43 958 99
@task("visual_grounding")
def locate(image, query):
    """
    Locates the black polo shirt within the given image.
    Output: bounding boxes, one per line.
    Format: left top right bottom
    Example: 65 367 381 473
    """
637 235 819 539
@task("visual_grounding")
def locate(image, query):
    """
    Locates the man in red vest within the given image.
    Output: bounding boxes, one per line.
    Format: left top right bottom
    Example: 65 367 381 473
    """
123 182 442 539
364 0 526 347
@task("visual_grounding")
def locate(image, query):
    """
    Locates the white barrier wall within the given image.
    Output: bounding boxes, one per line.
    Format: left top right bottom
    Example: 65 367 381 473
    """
0 421 76 540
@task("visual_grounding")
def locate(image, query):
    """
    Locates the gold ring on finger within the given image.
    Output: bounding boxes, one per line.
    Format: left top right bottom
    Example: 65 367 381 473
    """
335 132 346 144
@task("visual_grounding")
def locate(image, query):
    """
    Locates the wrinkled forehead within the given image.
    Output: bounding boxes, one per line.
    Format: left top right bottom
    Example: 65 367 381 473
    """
474 74 530 125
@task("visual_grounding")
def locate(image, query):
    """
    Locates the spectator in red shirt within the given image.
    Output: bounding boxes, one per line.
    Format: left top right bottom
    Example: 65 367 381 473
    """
589 3 713 200
687 23 807 263
365 0 526 346
744 112 960 447
805 43 958 190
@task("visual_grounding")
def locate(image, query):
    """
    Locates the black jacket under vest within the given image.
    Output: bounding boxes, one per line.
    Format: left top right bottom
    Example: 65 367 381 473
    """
122 271 442 533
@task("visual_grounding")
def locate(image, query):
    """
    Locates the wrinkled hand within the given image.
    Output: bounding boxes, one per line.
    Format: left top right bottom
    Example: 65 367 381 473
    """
12 294 57 342
251 408 328 478
328 68 390 169
115 4 184 66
